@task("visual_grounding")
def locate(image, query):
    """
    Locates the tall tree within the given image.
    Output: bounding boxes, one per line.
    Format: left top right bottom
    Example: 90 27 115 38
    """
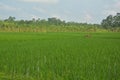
101 13 120 28
4 16 16 22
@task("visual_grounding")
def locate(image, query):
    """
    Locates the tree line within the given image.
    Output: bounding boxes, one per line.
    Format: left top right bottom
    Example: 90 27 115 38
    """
101 13 120 28
0 16 101 32
1 16 99 27
0 13 120 32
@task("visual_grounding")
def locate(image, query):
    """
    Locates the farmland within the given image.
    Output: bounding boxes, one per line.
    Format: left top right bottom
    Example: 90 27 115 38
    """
0 32 120 80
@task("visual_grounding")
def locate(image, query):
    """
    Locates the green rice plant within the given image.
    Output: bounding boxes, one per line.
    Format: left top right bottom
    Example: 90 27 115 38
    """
0 32 120 80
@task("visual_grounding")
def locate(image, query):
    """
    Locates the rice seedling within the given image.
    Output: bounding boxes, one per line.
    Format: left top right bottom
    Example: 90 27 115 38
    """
0 32 120 80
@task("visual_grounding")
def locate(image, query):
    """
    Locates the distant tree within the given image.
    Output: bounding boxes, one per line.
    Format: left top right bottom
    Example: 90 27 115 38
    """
18 20 24 23
40 19 47 26
113 13 120 27
101 13 120 28
4 16 16 22
40 19 47 23
32 18 36 22
36 18 40 22
48 17 62 25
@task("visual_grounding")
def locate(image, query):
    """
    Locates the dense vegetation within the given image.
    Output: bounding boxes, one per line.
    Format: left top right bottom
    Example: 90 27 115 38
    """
0 32 120 80
0 12 120 80
101 13 120 28
0 16 101 32
0 13 120 32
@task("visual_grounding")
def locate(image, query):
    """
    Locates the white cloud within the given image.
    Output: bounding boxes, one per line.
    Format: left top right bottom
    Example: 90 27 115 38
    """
20 0 59 4
84 13 93 23
103 10 117 16
51 14 61 19
30 15 40 19
0 3 17 11
103 0 120 16
33 7 47 14
114 1 120 9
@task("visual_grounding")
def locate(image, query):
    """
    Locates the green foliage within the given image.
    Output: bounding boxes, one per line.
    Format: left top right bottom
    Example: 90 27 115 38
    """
101 13 120 28
4 16 16 22
0 16 106 32
0 32 120 80
0 16 120 32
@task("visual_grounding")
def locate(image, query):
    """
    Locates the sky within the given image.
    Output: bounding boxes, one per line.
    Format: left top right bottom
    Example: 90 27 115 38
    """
0 0 120 24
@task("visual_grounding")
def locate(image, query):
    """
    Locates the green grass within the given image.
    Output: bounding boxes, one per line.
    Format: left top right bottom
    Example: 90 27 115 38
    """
0 32 120 80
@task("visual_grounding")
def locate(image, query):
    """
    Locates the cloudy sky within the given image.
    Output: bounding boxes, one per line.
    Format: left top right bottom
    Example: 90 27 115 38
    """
0 0 120 23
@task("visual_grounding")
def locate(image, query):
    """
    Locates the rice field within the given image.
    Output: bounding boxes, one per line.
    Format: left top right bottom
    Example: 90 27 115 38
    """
0 32 120 80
